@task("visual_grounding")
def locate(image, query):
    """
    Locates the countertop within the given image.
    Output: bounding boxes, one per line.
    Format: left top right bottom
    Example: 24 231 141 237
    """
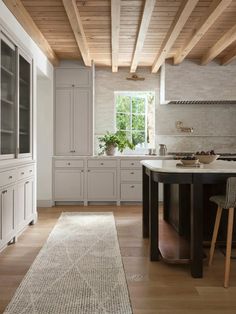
141 159 236 173
53 155 175 160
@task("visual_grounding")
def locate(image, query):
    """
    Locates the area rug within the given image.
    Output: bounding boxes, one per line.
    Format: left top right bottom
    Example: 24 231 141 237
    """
4 212 133 314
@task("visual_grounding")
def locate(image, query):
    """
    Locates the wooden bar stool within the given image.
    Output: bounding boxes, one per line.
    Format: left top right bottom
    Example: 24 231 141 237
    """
208 177 236 288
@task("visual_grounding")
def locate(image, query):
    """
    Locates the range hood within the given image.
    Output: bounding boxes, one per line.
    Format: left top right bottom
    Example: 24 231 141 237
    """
166 100 236 105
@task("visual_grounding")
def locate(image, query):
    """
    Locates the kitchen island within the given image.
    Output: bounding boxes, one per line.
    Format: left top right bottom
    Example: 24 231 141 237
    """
141 159 236 278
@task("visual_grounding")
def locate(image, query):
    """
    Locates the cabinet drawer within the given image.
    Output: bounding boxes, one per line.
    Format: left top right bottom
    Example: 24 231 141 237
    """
55 160 84 168
120 160 141 168
87 159 117 168
18 165 34 180
120 169 142 182
0 169 16 187
120 183 142 201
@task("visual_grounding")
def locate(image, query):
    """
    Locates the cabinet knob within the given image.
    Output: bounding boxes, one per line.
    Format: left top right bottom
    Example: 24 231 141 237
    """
100 162 104 165
21 172 24 175
25 181 29 184
88 170 90 172
130 185 135 188
130 172 134 175
29 170 33 173
9 175 13 179
81 170 84 173
2 190 7 194
67 162 71 165
131 163 134 165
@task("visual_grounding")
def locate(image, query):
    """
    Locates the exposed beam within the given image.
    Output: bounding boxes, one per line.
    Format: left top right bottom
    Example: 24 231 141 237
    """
221 48 236 65
201 23 236 65
130 0 156 73
151 0 199 73
111 0 121 72
3 0 58 66
174 0 232 65
62 0 91 66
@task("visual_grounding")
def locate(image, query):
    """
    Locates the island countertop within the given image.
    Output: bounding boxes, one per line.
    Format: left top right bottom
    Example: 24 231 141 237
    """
140 159 236 173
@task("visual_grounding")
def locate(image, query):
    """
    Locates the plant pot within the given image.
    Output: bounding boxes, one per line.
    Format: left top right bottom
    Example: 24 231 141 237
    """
105 145 116 156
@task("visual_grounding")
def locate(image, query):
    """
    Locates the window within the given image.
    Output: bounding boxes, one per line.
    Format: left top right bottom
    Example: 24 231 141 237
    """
115 91 155 150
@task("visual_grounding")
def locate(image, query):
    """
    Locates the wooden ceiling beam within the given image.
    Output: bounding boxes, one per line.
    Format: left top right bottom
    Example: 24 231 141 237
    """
201 23 236 65
3 0 59 66
174 0 232 65
151 0 199 73
62 0 91 66
111 0 121 72
130 0 156 73
221 48 236 65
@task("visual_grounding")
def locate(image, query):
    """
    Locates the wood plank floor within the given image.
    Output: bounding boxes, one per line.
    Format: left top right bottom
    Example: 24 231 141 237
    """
1 205 236 314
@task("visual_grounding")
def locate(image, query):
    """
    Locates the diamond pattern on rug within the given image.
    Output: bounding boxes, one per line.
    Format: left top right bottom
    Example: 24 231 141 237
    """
4 212 133 314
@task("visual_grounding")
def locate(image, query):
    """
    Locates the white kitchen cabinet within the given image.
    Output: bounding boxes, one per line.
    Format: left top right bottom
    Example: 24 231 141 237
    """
0 185 15 247
120 183 142 201
87 169 117 201
54 169 84 201
55 63 93 156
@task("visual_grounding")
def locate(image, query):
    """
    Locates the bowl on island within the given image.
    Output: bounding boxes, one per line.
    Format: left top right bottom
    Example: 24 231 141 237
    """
180 156 199 166
195 151 220 164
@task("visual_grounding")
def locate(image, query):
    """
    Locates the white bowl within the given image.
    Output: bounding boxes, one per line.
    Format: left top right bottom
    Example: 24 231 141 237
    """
197 154 220 164
180 159 199 166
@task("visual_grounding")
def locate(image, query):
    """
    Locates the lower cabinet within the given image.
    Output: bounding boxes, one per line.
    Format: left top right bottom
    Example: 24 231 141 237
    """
87 169 117 201
0 163 36 252
54 169 84 201
121 183 142 201
0 185 16 247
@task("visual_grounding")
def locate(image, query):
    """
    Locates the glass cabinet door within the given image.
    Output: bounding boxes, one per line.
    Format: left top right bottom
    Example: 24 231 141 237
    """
18 53 31 155
0 35 16 157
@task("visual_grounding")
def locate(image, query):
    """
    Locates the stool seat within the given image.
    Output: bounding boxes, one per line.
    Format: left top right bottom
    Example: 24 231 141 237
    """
208 177 236 288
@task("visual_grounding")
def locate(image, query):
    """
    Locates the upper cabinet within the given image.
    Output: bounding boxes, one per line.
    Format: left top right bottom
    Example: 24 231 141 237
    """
0 32 32 159
55 63 93 156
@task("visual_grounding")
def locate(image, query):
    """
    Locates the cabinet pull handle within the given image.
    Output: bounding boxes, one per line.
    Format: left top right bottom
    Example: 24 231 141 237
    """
131 163 134 165
25 181 29 184
21 172 24 175
130 185 135 188
70 150 76 153
100 162 104 165
88 170 90 172
2 190 7 194
130 172 134 174
81 170 84 173
9 175 13 179
67 162 71 165
29 170 33 173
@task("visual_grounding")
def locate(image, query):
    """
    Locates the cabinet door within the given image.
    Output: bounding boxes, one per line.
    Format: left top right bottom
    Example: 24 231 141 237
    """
0 185 15 244
25 178 33 220
73 89 92 155
87 169 117 200
0 34 17 158
18 51 32 157
54 169 84 200
55 88 73 155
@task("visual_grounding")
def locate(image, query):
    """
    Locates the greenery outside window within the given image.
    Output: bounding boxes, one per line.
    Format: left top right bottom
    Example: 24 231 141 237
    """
115 91 155 151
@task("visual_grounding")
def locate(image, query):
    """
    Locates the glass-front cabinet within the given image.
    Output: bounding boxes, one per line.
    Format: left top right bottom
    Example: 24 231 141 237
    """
0 32 32 159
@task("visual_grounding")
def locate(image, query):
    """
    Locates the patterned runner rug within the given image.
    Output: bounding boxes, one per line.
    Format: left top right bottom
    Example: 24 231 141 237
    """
4 212 133 314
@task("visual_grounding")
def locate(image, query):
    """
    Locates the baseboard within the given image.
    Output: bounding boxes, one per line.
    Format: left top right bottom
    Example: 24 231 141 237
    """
37 200 55 207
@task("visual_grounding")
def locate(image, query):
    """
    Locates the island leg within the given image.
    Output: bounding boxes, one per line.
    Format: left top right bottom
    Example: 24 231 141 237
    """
142 166 150 238
150 172 160 261
191 174 203 278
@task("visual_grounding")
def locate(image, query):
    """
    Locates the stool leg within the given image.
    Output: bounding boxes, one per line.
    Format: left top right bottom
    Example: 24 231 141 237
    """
209 207 223 266
224 207 234 288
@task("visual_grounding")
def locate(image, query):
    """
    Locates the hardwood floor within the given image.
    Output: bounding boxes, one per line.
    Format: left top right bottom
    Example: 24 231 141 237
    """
1 205 236 314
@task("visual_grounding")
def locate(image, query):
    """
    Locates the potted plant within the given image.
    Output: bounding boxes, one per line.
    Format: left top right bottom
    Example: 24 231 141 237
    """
98 131 135 156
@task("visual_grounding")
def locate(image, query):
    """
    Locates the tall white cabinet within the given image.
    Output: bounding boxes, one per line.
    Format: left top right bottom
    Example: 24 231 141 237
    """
55 63 93 156
0 28 36 252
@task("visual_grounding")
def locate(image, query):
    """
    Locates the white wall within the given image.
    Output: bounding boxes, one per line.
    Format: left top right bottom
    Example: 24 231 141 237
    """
36 75 54 206
0 2 54 206
95 62 236 154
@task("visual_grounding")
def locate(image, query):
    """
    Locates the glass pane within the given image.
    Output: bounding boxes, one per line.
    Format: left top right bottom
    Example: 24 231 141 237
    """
132 131 145 146
19 55 31 154
1 39 16 155
132 114 145 130
116 95 130 113
116 113 130 130
132 97 145 113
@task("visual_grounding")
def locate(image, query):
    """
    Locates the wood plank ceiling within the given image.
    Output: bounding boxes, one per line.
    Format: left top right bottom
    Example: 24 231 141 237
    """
3 0 236 72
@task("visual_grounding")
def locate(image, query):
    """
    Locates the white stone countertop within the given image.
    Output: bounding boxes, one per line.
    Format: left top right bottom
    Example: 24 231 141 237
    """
141 159 236 173
53 155 174 160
